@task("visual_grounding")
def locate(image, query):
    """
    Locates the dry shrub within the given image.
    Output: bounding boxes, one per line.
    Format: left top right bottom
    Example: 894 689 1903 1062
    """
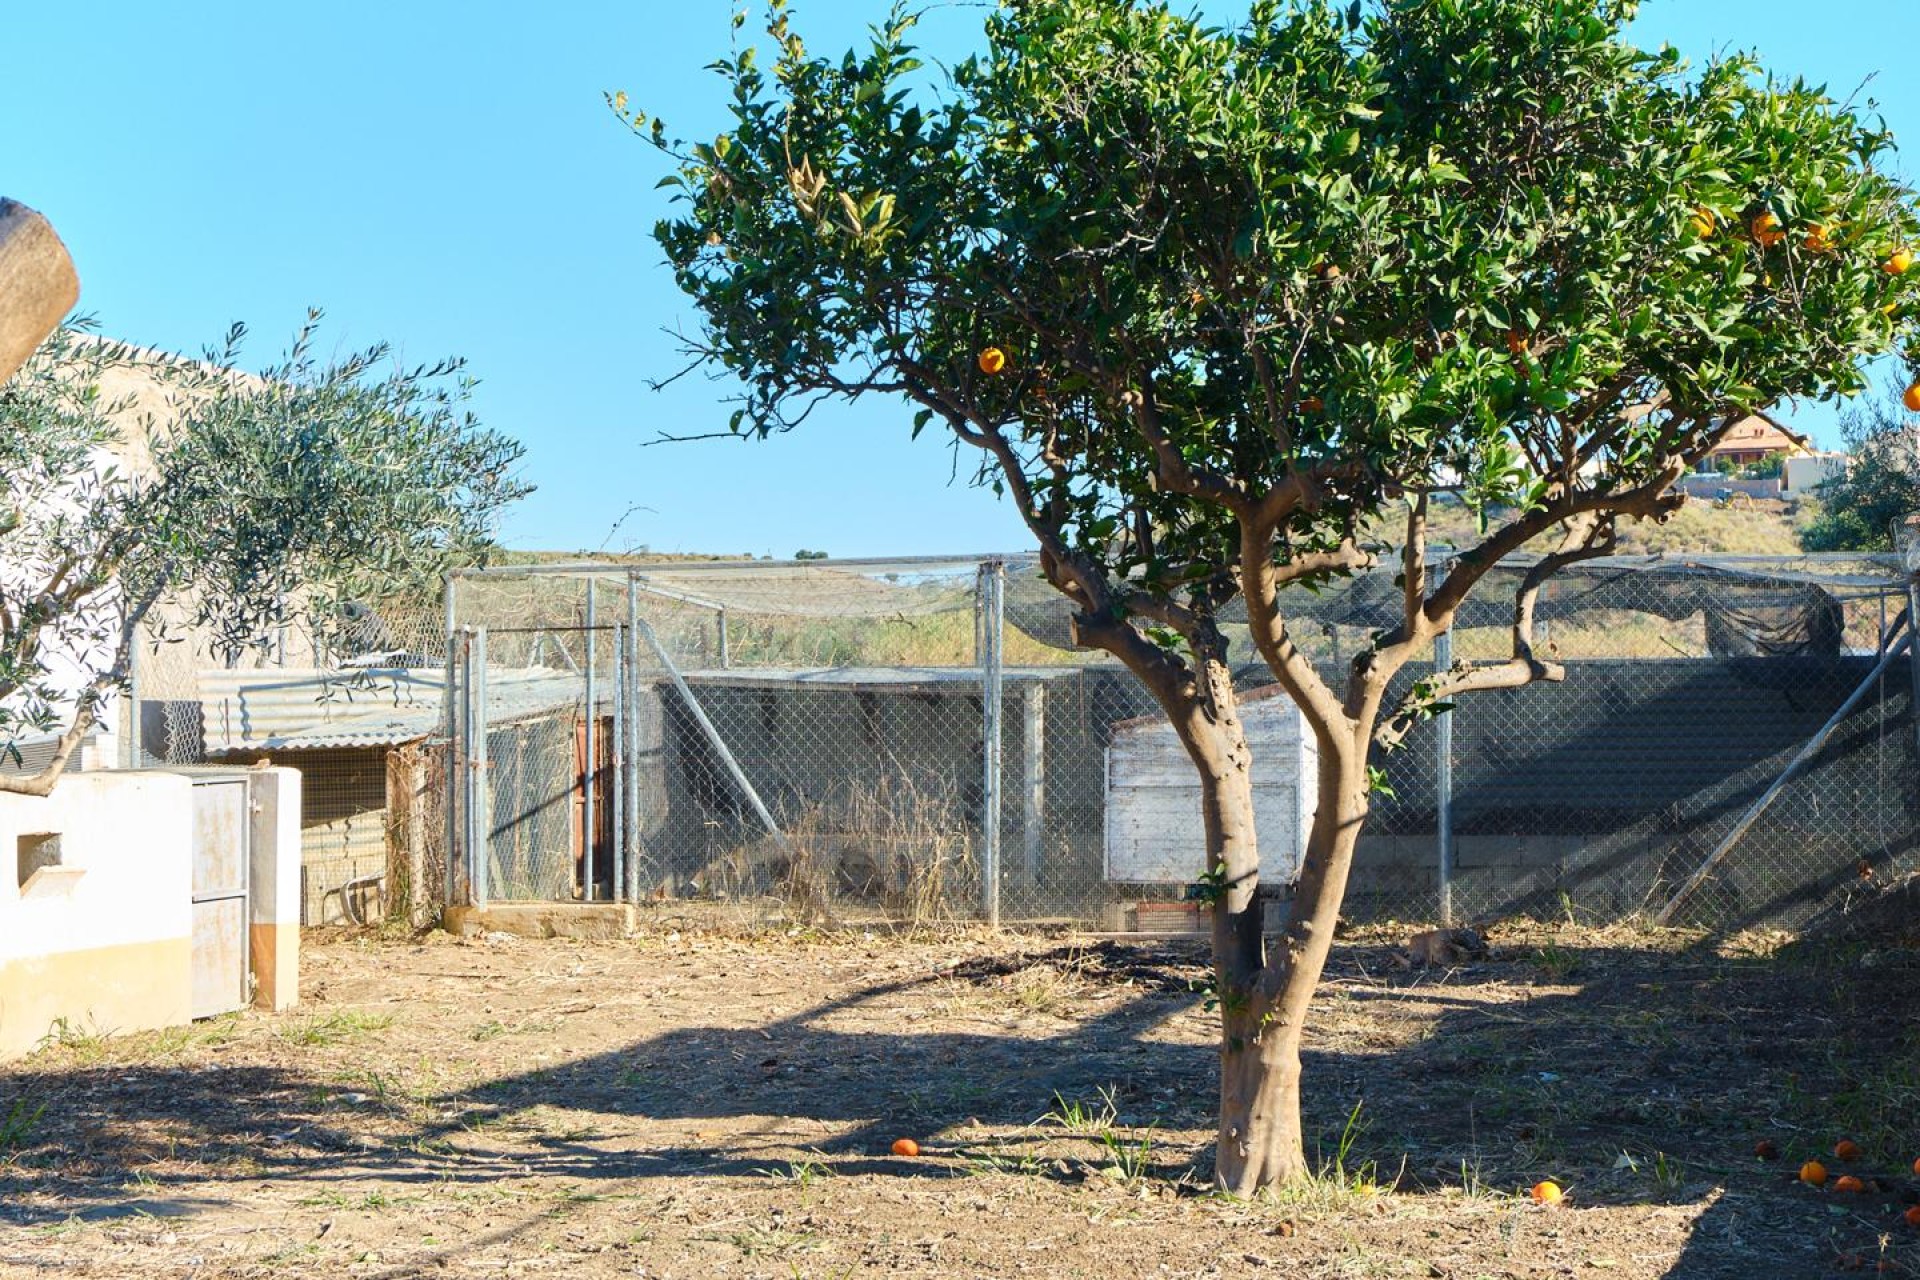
691 773 977 927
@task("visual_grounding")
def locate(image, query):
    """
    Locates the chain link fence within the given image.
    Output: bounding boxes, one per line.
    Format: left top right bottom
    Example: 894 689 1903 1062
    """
434 552 1918 935
119 550 1918 936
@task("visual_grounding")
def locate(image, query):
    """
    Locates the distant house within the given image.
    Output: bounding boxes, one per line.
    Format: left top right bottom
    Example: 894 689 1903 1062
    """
1700 411 1811 470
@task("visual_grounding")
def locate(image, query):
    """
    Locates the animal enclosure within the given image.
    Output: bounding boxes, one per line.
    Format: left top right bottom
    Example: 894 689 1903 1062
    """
427 552 1920 933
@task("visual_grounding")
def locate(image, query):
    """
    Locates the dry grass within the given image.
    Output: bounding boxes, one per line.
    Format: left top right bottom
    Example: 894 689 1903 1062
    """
690 772 978 927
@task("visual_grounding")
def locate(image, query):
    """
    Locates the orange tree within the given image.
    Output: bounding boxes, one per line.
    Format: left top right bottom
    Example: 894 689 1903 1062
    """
635 0 1920 1192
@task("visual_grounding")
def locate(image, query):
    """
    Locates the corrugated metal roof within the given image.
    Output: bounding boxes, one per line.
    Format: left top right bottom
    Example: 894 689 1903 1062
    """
199 668 587 754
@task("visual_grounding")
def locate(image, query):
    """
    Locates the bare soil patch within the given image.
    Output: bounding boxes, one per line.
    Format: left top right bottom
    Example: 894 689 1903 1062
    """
2 921 1917 1278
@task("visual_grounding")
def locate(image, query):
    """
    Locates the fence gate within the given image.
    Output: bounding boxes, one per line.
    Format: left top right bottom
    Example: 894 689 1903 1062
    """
190 776 251 1018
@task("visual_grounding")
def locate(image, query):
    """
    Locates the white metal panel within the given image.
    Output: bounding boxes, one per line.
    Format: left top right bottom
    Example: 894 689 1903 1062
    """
190 776 252 1019
1103 692 1317 885
192 778 249 898
190 897 248 1019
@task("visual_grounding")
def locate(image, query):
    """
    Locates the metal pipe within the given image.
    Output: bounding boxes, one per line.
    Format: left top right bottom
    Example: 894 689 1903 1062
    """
980 561 1005 927
628 575 729 612
1656 612 1913 925
1434 626 1455 927
448 553 1033 578
583 580 596 901
446 550 1894 580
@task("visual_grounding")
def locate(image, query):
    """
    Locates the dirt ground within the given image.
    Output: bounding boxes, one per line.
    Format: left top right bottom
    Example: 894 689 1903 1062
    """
3 919 1918 1279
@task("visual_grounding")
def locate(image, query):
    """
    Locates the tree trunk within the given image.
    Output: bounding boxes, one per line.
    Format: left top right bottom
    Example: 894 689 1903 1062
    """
0 199 80 385
1212 740 1369 1196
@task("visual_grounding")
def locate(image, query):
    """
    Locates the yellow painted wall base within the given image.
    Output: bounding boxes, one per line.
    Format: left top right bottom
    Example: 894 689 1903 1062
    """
0 937 192 1060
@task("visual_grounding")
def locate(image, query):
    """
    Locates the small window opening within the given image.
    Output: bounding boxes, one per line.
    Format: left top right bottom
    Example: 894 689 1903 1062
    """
17 833 62 889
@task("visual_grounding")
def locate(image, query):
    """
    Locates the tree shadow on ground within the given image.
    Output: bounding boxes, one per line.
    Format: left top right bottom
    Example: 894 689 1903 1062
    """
2 934 1916 1277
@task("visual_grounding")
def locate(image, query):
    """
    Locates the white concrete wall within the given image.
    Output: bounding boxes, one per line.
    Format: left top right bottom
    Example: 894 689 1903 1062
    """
248 766 302 1010
0 771 194 1057
1783 453 1848 496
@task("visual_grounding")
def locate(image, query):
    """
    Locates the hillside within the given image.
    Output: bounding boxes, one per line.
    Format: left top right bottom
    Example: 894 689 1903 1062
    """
1390 493 1815 559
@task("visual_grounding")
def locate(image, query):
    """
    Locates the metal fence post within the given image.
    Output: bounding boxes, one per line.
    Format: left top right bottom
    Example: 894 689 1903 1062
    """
612 621 626 905
472 626 491 909
460 627 475 907
124 639 141 768
719 606 731 669
1434 625 1455 927
627 576 644 902
980 560 1005 926
583 579 597 901
443 576 460 907
1908 577 1920 765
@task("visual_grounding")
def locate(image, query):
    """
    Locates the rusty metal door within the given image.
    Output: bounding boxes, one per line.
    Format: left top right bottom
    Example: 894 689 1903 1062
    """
191 777 251 1018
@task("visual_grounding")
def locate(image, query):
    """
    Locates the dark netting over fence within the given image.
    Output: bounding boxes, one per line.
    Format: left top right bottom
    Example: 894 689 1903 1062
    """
411 553 1920 935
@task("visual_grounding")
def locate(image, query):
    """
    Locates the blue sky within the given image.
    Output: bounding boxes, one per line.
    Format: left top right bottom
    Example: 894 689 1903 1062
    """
3 1 1914 557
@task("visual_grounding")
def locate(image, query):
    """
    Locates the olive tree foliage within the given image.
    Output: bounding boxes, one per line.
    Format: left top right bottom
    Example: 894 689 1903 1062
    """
0 317 528 794
634 0 1920 1189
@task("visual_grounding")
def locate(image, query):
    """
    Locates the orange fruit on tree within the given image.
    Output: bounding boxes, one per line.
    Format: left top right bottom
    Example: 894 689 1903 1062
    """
1754 1139 1780 1160
1905 1205 1920 1228
1903 383 1920 413
1801 1160 1829 1186
1751 212 1785 248
1506 330 1530 358
1297 395 1324 413
1833 1175 1866 1194
978 347 1007 376
1835 1139 1864 1162
1885 248 1914 275
890 1137 920 1157
1804 224 1836 253
1690 207 1718 237
1530 1180 1564 1204
1912 1156 1920 1176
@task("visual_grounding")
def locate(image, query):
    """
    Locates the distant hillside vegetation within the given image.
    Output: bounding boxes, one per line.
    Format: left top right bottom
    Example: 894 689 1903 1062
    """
1402 494 1812 559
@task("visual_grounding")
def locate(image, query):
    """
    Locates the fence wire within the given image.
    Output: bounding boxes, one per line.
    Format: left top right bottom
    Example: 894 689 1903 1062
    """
123 551 1920 936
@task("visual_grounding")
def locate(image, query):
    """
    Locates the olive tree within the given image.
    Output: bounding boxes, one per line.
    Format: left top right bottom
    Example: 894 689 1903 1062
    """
0 316 528 794
635 0 1920 1190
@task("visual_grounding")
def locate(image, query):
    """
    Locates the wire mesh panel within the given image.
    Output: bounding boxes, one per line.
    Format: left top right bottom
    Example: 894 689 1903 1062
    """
438 552 1920 933
451 559 1006 924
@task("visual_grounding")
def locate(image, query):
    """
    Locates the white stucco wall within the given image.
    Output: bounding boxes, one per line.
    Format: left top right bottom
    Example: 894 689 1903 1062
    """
0 771 194 1055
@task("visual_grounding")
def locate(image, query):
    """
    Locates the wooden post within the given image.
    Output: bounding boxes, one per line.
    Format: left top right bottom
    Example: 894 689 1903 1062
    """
0 199 80 384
